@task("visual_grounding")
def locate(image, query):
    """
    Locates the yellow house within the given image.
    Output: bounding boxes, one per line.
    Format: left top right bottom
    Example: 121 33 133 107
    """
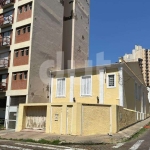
51 60 149 114
16 59 150 136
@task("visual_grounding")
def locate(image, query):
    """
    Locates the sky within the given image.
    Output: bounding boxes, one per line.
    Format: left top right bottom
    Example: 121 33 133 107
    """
89 0 150 66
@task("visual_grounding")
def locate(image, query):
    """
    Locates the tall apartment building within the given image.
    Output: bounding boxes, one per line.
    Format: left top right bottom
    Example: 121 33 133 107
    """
0 0 90 129
123 45 150 87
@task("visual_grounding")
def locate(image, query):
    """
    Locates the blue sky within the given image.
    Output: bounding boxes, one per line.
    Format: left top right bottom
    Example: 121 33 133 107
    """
89 0 150 66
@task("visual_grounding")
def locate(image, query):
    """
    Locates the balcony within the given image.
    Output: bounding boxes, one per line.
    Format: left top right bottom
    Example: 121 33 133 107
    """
0 82 7 92
0 0 15 9
0 58 8 69
0 37 11 47
0 15 13 28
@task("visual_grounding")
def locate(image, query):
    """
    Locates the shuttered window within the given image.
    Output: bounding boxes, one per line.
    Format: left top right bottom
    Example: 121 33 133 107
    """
56 78 65 97
81 76 92 96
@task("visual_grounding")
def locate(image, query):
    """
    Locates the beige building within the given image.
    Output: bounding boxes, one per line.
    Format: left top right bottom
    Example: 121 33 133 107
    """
0 0 90 129
16 59 150 136
124 45 150 87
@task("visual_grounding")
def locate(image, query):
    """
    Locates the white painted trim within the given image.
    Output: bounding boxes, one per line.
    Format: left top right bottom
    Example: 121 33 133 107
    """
109 106 112 135
5 96 10 129
80 75 92 97
71 0 76 69
71 106 73 134
81 105 83 135
66 108 68 134
70 73 74 102
107 73 116 88
118 67 124 107
50 73 53 103
56 78 66 98
50 106 52 133
60 111 62 134
99 69 104 104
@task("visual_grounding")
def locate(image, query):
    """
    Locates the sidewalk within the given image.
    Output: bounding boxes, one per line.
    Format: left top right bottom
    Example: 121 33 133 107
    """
0 117 150 144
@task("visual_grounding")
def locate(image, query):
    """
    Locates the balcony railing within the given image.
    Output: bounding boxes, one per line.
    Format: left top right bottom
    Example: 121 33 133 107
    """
0 0 15 8
0 58 8 68
0 37 11 46
0 82 7 91
0 15 13 27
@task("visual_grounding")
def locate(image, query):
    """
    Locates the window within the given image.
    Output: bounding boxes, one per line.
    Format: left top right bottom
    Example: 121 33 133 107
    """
27 26 30 32
107 74 116 88
19 73 22 80
28 3 32 10
24 5 27 12
23 27 26 34
17 30 20 35
13 74 17 80
21 50 24 56
81 76 92 96
15 51 18 57
26 49 29 55
19 7 22 14
56 78 65 97
24 71 27 79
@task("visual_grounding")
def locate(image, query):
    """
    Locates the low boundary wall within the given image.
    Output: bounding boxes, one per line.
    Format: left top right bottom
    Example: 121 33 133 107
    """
16 103 147 135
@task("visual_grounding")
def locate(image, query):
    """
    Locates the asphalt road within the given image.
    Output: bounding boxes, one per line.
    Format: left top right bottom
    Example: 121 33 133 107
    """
0 140 83 150
0 129 150 150
70 129 150 150
111 129 150 150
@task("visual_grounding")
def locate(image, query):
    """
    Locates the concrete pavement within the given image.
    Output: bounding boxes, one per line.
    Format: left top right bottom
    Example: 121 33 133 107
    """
0 117 150 144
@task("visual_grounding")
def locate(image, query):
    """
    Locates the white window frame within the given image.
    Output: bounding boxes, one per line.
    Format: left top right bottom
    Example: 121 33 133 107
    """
80 75 92 97
107 73 116 88
56 78 66 98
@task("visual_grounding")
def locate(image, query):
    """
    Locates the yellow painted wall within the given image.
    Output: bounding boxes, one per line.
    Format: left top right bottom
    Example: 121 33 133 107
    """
74 71 99 104
52 71 99 104
16 103 147 135
104 69 119 105
82 105 110 135
67 106 73 135
51 106 62 134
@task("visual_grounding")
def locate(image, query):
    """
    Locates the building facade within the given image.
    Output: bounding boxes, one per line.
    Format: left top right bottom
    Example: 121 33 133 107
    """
0 0 90 129
16 60 150 135
123 45 150 87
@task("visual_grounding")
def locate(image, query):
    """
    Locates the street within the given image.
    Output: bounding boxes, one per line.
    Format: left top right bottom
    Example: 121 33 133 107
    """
69 129 150 150
111 129 150 150
0 140 83 150
0 129 150 150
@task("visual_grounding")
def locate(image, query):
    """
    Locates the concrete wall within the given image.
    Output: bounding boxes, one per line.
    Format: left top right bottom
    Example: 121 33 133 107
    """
73 0 89 68
62 0 90 69
28 0 63 103
117 106 137 131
